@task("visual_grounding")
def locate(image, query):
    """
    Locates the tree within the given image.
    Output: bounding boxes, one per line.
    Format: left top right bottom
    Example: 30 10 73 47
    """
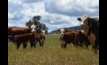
25 20 33 28
41 24 48 31
32 15 41 25
25 15 48 33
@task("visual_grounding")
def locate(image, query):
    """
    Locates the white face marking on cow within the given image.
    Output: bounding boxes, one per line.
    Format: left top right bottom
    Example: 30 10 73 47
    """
42 30 45 35
31 24 36 33
80 22 84 25
60 28 65 35
80 30 85 32
80 14 90 30
81 15 89 25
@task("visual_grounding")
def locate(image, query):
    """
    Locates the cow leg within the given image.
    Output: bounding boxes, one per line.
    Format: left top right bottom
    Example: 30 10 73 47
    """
85 42 88 48
43 38 45 46
64 43 67 48
72 43 75 47
39 39 44 47
61 44 64 48
33 41 37 48
81 43 83 47
80 41 83 47
39 41 42 47
73 40 78 47
94 39 99 53
75 37 80 47
85 39 90 48
30 41 34 48
41 42 44 47
91 46 94 50
39 42 42 47
74 41 77 47
83 41 87 48
61 40 65 48
40 43 43 47
75 41 79 47
16 42 21 50
23 43 27 49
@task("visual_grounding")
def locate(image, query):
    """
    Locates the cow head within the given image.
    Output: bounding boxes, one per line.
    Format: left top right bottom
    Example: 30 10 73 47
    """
60 28 65 35
30 24 36 33
77 15 91 31
41 30 45 35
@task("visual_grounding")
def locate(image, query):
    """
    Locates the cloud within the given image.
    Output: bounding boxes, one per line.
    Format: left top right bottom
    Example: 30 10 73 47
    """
22 0 44 3
8 12 24 21
8 0 99 32
45 0 99 16
21 2 46 17
40 14 81 32
8 1 22 13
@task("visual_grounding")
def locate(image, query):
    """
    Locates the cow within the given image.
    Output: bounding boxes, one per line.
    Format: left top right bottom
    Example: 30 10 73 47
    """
41 30 46 45
77 14 99 53
59 28 71 41
74 30 91 48
8 26 31 37
8 25 36 37
59 29 76 48
9 33 35 50
8 24 37 49
34 32 46 47
59 29 91 48
8 24 36 39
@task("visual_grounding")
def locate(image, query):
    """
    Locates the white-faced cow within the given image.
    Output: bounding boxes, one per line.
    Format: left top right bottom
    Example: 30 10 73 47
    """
77 14 99 53
8 24 37 49
59 29 76 48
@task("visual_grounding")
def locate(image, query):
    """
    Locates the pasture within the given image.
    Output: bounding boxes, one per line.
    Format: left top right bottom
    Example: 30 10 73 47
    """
8 34 99 65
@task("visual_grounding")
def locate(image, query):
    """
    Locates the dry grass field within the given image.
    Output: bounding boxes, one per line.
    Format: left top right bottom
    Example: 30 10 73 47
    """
8 34 99 65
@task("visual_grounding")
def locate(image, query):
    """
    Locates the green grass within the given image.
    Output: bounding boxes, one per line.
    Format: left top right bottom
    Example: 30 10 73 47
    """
8 34 99 65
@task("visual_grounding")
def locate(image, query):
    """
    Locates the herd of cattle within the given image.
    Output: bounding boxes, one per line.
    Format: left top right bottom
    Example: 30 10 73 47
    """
8 25 45 50
8 14 99 53
59 29 91 48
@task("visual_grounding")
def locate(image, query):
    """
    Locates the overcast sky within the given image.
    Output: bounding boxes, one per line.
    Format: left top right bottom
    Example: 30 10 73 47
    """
8 0 99 32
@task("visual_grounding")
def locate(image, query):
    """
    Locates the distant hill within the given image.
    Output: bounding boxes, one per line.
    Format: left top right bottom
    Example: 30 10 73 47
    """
50 26 83 34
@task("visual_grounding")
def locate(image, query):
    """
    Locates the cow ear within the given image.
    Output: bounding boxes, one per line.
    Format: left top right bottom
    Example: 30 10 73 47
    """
77 18 81 21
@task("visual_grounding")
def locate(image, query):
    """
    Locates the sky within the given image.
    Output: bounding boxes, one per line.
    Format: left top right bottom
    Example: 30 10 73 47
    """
8 0 99 32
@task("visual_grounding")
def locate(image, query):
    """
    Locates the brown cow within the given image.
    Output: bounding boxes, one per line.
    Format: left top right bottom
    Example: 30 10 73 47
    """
77 14 99 53
59 29 76 48
59 29 91 48
9 33 35 50
8 24 36 35
74 30 91 48
8 26 32 36
8 24 36 40
34 33 46 47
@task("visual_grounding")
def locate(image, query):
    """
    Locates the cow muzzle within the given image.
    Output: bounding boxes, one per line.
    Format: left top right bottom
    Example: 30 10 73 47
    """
80 22 85 28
